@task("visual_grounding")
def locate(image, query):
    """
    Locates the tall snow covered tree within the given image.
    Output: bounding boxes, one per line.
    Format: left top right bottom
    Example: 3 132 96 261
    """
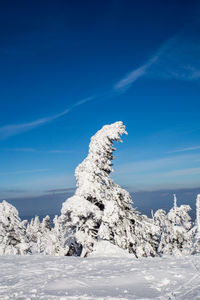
0 200 30 255
158 195 192 256
59 121 156 257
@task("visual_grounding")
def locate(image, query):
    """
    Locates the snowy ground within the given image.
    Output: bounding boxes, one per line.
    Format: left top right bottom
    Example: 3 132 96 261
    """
1 254 200 300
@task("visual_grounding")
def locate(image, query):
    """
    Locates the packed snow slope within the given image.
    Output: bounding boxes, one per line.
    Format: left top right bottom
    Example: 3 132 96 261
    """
1 254 200 299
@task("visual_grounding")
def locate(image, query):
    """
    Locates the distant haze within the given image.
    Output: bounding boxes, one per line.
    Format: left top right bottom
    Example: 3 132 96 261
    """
5 186 200 222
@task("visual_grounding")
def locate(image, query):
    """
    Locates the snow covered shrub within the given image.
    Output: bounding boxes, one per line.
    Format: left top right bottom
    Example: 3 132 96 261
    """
0 200 30 255
59 121 156 257
158 195 192 256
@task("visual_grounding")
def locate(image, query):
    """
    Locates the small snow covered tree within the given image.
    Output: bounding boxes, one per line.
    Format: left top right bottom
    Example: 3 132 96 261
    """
38 215 52 254
48 215 68 255
26 215 60 255
26 215 41 253
41 215 64 255
196 194 200 239
152 209 167 252
158 195 192 256
153 209 166 232
0 200 30 255
59 121 156 257
191 194 200 253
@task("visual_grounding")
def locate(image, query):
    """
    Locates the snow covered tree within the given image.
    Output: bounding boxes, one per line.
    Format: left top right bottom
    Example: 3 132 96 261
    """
26 215 60 254
196 194 200 239
38 215 52 254
152 209 167 253
41 215 64 255
153 209 166 232
26 215 41 252
191 194 200 253
41 215 51 231
0 200 30 255
158 195 192 256
59 121 156 257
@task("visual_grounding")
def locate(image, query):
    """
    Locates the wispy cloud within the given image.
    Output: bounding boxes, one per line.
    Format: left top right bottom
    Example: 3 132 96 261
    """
4 148 72 154
114 55 158 91
0 96 94 140
116 153 200 175
113 153 200 191
163 167 200 177
6 148 37 152
46 187 75 194
0 188 27 194
147 34 200 81
114 30 200 91
0 169 51 176
168 145 200 154
1 29 200 140
48 150 72 154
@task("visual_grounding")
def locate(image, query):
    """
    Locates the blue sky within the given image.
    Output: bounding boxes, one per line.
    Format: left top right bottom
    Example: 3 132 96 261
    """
0 0 200 215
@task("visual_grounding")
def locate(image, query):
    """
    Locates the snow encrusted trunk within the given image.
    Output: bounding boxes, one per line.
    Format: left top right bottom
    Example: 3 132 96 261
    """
59 121 156 257
0 200 30 255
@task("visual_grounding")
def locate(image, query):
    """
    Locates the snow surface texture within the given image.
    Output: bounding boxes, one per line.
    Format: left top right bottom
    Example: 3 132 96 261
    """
1 254 200 299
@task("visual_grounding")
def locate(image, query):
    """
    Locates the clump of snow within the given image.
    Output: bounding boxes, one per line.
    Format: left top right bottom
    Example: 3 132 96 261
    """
89 240 132 258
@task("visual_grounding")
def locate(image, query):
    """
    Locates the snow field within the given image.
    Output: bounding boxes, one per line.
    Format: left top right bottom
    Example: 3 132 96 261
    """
1 254 200 299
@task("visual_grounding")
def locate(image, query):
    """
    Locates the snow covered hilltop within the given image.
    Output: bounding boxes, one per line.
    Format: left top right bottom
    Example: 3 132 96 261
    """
0 121 200 257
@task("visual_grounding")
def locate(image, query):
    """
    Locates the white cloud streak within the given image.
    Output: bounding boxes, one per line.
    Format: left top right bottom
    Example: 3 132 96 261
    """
47 150 72 154
1 30 200 140
6 148 37 152
162 167 200 177
114 55 158 91
114 32 200 91
116 153 200 175
168 145 200 153
4 148 73 154
0 169 51 176
0 96 94 140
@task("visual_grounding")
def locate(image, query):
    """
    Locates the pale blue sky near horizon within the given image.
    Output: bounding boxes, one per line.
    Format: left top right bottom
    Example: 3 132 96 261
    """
0 0 200 216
